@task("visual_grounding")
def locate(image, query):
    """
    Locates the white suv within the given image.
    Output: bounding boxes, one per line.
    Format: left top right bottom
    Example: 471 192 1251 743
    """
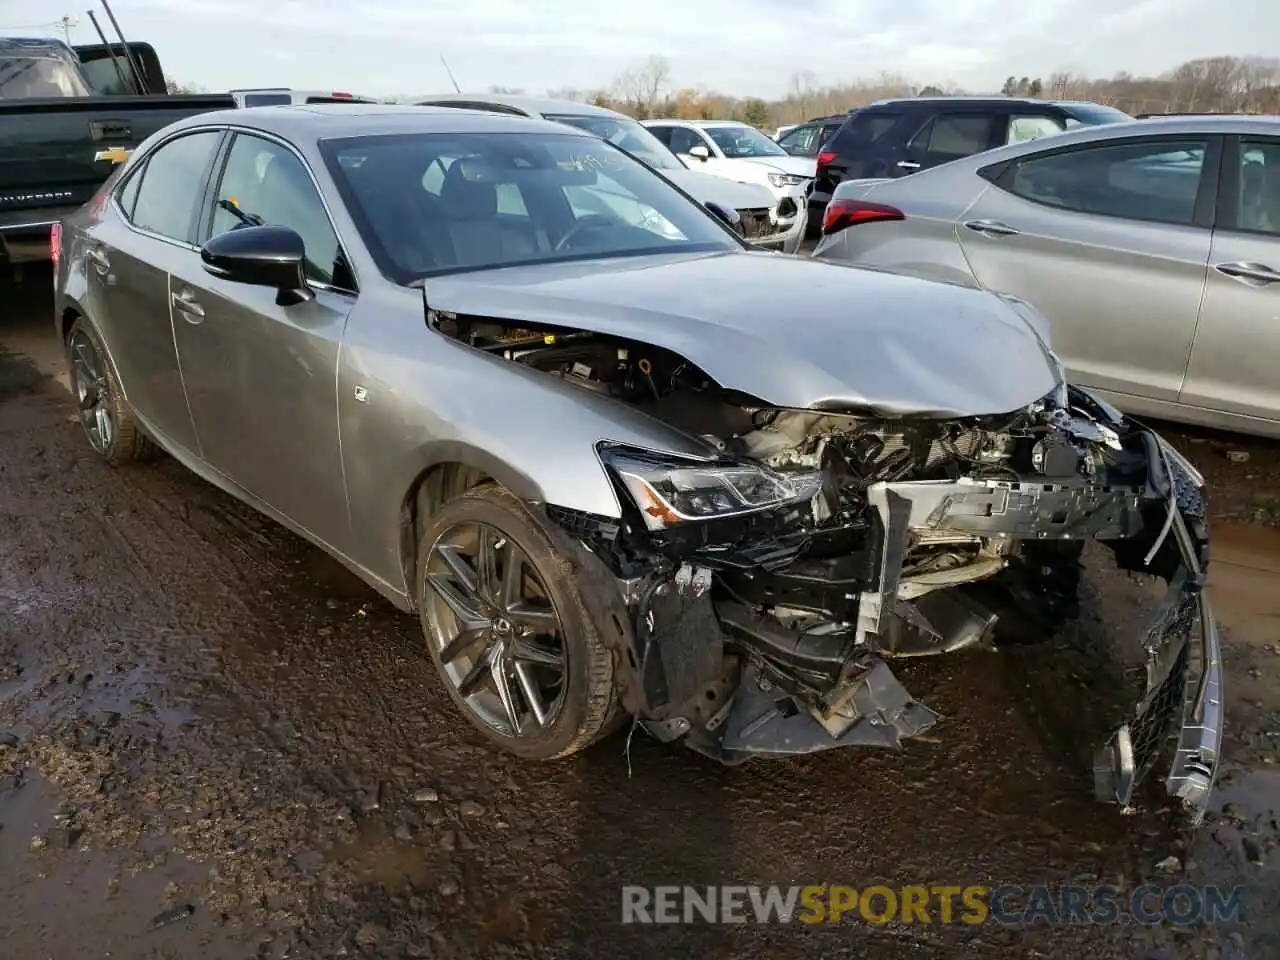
642 119 815 226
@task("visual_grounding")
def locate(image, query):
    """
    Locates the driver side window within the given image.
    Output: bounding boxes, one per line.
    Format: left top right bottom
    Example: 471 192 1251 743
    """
668 127 708 156
210 133 353 290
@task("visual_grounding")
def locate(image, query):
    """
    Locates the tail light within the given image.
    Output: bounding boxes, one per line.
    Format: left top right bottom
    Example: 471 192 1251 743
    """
816 150 836 177
330 91 354 100
821 199 905 236
49 222 62 272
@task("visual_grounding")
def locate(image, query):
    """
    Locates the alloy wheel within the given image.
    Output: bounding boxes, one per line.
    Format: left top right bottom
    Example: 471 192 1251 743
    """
424 521 568 737
68 328 114 453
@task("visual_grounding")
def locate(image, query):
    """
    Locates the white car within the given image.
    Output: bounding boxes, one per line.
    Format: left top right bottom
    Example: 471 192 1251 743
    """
413 95 807 253
642 119 815 222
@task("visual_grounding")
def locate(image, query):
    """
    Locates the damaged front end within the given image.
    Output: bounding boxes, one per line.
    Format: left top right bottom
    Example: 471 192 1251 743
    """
434 311 1222 822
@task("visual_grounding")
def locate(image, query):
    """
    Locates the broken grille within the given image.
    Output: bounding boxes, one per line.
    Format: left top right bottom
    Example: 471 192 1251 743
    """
737 207 784 242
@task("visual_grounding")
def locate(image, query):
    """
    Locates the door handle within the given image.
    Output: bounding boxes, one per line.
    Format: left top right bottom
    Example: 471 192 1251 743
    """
964 218 1021 238
85 247 110 275
1214 261 1280 285
896 160 921 170
170 289 205 322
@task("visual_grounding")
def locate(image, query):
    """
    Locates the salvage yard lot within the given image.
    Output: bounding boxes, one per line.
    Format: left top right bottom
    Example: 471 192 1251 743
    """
1 272 1279 960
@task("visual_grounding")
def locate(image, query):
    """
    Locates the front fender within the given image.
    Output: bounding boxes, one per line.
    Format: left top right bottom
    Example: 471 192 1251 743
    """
337 295 719 590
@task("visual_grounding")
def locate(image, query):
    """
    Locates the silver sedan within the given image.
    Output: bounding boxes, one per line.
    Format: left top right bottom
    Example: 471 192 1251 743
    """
52 105 1219 822
813 115 1280 439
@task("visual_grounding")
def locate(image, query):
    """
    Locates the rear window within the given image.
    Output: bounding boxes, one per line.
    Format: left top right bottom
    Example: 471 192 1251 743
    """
243 92 291 106
0 53 90 98
833 112 901 150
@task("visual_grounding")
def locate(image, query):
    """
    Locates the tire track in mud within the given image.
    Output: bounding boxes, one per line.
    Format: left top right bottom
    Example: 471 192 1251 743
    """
0 319 1273 959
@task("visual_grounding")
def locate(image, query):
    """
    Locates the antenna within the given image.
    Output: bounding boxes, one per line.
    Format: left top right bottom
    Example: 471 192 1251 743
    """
86 9 128 92
97 0 147 93
439 54 460 93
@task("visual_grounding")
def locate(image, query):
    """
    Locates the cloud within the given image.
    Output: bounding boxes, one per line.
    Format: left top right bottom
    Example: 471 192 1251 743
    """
89 0 1280 96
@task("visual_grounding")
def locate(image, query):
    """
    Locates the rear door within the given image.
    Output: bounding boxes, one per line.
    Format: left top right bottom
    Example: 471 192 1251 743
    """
86 128 224 456
814 109 910 197
1179 135 1280 426
900 110 1005 175
958 134 1220 403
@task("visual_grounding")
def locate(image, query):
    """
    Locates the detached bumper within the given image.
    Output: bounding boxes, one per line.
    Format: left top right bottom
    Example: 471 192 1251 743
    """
1094 506 1222 824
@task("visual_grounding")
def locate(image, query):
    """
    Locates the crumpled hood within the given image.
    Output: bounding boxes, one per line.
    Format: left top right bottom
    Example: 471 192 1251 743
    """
659 168 777 211
424 251 1062 418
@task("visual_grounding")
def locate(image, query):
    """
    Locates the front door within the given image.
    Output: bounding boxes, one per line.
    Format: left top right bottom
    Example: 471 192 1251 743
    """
1180 135 1280 426
87 129 224 456
172 131 356 549
958 135 1218 404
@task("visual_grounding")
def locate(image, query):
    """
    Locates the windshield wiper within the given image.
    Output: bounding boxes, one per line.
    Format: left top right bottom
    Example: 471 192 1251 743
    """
217 199 266 228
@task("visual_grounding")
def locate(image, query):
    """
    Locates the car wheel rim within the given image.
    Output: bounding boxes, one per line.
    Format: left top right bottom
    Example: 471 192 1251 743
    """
424 521 568 738
68 329 113 453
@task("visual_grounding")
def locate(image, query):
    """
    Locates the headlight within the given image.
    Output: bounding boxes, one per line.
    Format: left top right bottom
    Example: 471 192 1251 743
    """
767 172 809 189
600 445 818 530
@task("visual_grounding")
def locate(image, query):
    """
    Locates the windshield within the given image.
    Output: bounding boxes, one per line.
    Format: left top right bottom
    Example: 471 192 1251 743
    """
1062 103 1134 127
322 131 740 283
702 124 788 159
0 54 90 98
543 113 683 172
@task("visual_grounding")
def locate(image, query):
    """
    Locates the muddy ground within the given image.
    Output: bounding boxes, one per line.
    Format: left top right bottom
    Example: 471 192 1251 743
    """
2 271 1279 960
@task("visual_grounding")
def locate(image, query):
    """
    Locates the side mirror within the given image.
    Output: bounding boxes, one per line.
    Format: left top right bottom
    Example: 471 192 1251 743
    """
200 225 314 306
688 144 710 162
703 201 741 233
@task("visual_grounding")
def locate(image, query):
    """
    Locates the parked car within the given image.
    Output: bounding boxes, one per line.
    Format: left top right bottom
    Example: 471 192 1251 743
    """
230 88 379 107
809 97 1133 225
641 119 815 226
0 31 234 273
775 115 847 158
414 95 804 252
811 115 1280 440
52 104 1219 823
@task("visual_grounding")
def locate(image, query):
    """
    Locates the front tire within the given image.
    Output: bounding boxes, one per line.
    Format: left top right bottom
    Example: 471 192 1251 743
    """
65 317 157 465
415 484 621 759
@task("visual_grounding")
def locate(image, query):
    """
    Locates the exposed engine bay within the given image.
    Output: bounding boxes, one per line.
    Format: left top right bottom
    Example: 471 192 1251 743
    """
434 311 1222 823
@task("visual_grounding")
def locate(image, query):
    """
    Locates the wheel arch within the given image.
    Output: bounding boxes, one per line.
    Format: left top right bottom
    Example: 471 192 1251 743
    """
396 443 547 611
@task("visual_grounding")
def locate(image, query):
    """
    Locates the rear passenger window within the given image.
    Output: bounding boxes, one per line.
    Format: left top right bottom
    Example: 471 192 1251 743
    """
1005 138 1209 225
128 131 222 242
1006 115 1066 144
115 161 145 218
918 114 995 157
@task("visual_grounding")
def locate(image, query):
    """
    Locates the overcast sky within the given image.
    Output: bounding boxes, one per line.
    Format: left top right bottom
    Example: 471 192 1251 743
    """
2 0 1273 98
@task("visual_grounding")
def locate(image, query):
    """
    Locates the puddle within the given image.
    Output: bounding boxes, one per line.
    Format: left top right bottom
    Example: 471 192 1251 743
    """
0 773 259 958
1208 522 1280 643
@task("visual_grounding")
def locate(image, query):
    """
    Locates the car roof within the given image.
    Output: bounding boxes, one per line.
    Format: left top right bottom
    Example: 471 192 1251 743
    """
411 93 631 121
163 103 596 142
917 113 1280 170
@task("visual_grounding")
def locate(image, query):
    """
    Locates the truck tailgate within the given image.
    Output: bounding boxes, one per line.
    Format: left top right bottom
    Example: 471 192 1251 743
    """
0 94 234 219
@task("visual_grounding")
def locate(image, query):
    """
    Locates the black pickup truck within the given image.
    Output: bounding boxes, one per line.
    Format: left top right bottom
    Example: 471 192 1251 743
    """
0 36 234 273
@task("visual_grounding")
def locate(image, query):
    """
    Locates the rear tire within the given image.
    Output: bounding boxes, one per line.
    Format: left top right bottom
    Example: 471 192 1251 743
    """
415 484 621 760
65 317 158 466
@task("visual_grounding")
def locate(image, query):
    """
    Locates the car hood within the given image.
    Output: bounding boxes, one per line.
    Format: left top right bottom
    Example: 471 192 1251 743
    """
423 251 1061 418
659 168 777 210
734 155 817 178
